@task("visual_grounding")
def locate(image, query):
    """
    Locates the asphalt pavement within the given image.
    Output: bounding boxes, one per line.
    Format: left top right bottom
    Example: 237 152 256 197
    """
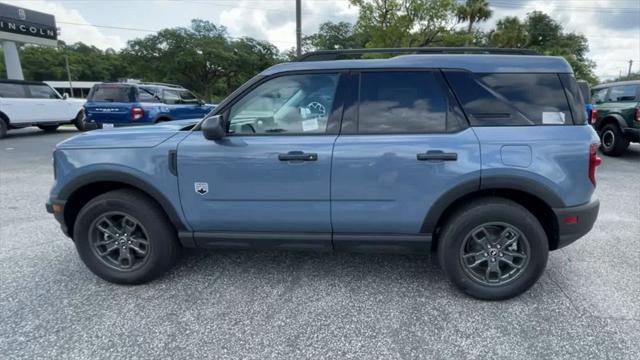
1 127 639 359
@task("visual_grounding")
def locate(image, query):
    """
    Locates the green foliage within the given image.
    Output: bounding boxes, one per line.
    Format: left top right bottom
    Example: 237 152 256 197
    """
455 0 492 34
302 22 368 51
489 16 528 48
350 0 458 48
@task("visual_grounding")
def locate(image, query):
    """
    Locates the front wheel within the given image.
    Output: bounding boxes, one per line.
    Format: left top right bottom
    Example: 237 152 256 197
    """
437 198 549 300
73 189 181 284
37 124 59 132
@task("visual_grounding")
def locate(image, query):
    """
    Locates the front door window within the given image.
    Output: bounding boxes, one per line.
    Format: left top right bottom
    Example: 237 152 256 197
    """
228 73 339 135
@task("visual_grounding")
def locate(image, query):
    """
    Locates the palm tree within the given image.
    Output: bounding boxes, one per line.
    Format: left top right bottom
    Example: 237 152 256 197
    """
456 0 493 34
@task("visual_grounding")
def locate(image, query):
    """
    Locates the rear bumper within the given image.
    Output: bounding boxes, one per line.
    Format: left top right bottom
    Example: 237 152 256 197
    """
552 199 600 249
622 127 640 142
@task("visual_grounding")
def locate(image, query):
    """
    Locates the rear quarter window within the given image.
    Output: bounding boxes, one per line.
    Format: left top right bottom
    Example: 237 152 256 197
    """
445 71 575 126
0 83 27 98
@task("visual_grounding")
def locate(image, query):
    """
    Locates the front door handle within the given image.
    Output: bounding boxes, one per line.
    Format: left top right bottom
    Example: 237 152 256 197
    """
278 151 318 161
417 150 458 161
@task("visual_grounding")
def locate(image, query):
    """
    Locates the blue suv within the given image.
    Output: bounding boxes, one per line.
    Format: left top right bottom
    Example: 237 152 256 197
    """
84 82 215 126
47 49 601 300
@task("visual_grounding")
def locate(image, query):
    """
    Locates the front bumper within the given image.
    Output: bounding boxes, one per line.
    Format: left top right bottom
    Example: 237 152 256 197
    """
552 199 600 249
46 199 70 237
622 127 640 143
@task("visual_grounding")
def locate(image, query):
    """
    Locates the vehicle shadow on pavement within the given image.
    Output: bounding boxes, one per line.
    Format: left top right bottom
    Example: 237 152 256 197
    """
2 128 79 140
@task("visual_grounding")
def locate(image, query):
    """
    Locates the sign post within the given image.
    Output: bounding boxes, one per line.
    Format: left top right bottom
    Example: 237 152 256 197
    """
0 2 58 79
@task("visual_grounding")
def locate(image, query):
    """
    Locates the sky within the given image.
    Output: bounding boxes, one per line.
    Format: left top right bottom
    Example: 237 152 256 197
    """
2 0 639 80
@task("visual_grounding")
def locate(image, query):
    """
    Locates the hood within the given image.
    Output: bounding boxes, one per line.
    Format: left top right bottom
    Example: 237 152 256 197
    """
57 119 200 149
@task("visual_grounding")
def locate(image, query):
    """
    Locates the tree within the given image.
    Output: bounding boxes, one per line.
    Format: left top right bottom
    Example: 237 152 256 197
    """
350 0 458 48
523 12 597 84
302 21 367 51
121 20 280 101
456 0 492 34
489 16 528 48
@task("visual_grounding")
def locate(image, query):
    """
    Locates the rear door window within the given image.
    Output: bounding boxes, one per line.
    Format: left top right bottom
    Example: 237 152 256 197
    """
26 84 59 99
138 87 159 102
0 83 27 98
592 88 608 104
607 85 637 102
163 90 181 105
445 71 574 125
358 71 448 133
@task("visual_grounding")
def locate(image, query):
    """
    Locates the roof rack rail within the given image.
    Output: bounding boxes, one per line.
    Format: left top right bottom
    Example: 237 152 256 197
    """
296 47 539 62
138 82 184 89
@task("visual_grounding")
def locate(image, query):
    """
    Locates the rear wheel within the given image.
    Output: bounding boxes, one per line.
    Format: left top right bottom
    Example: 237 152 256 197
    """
0 119 7 138
73 189 181 284
599 123 629 156
74 111 98 131
438 198 549 300
37 124 59 132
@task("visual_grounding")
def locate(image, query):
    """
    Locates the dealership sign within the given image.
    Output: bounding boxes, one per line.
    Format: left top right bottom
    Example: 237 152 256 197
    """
0 3 57 46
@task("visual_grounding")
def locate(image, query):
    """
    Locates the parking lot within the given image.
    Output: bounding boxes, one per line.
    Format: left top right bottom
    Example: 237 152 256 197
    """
0 127 639 359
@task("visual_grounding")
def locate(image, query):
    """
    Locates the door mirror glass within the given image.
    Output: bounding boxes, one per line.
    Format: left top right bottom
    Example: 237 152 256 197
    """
202 115 226 140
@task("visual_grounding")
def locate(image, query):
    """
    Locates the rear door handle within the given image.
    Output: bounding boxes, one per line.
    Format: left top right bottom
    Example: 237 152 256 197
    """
278 151 318 161
417 151 458 161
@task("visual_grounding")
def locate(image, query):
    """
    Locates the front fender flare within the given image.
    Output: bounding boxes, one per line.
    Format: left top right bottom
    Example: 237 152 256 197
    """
57 169 188 234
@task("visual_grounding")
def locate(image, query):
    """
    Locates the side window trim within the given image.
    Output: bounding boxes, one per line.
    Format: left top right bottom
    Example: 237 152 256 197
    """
224 71 347 137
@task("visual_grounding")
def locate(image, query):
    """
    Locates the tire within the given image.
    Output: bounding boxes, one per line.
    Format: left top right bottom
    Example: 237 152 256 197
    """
74 111 98 131
599 123 629 157
37 124 60 132
73 189 181 284
0 119 7 138
437 197 549 300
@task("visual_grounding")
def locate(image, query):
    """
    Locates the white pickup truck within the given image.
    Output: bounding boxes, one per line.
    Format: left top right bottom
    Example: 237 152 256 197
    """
0 80 89 138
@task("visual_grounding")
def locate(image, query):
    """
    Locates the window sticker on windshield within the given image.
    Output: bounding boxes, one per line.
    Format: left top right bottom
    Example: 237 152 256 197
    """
302 118 319 132
542 112 565 124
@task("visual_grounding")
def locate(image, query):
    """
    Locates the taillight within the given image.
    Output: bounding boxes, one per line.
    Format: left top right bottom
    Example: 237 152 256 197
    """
635 107 640 123
131 107 144 121
590 108 598 125
589 143 602 186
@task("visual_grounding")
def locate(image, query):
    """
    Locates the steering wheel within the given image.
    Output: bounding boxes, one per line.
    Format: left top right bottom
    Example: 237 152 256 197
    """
306 101 327 117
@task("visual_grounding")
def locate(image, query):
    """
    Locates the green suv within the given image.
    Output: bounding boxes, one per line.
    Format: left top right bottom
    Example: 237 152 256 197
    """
591 80 640 156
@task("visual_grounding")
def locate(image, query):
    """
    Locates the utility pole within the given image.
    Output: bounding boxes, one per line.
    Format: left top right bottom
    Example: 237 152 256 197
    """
65 55 74 98
628 60 633 77
296 0 302 56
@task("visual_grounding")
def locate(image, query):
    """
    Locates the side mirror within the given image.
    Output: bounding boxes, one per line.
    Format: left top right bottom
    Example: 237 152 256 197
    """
198 99 206 106
202 115 226 140
63 93 69 99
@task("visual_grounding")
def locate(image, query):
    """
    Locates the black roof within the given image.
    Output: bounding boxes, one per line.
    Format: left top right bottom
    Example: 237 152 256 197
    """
296 47 539 62
0 79 47 85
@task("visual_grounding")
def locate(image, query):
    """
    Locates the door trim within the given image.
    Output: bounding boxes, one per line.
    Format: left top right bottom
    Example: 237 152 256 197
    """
180 231 432 253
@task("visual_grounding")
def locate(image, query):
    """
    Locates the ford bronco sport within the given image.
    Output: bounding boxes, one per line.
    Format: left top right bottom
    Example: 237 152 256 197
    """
591 80 640 156
47 49 601 300
83 82 215 127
